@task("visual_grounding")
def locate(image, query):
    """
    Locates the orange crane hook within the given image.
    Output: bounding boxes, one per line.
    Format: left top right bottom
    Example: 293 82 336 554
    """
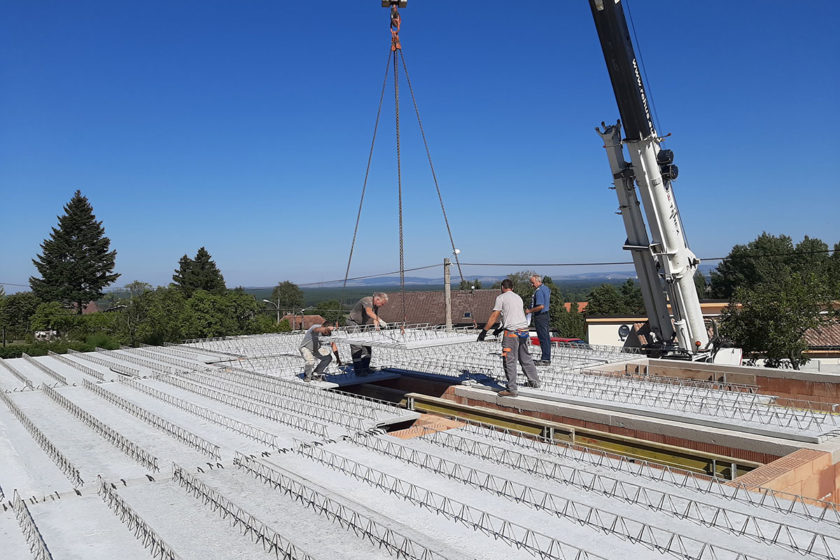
383 0 405 51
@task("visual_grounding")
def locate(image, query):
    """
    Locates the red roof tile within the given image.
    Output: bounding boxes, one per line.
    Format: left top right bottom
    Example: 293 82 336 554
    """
376 289 499 326
282 314 327 330
804 321 840 348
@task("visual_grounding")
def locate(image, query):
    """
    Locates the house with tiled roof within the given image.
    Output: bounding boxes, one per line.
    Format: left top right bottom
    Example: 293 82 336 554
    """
282 314 326 331
804 321 840 358
377 289 498 326
374 289 588 328
564 301 588 313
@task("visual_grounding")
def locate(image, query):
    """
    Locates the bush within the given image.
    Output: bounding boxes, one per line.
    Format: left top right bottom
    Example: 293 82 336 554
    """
251 315 292 334
0 340 94 359
71 312 120 340
85 332 121 350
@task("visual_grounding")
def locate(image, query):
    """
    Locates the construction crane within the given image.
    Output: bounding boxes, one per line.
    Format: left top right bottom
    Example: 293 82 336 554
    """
375 1 709 358
589 0 709 358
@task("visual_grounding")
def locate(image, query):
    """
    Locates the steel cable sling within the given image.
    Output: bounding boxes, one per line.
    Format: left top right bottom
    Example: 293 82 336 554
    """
341 50 393 318
393 37 407 325
341 4 467 328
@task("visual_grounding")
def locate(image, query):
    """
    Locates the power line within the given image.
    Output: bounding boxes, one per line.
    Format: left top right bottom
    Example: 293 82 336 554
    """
298 263 440 288
460 248 837 268
4 249 834 292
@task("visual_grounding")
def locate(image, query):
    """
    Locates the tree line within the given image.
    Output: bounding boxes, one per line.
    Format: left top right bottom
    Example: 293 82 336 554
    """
0 192 306 357
2 191 838 368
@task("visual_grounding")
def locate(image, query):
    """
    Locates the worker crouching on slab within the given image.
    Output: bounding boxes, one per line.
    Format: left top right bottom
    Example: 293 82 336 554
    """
478 279 541 397
347 292 389 376
299 322 338 382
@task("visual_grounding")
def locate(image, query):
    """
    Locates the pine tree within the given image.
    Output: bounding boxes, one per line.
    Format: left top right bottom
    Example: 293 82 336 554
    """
30 191 120 314
172 247 226 297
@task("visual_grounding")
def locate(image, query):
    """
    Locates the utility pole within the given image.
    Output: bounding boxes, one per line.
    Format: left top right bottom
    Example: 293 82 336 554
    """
444 258 452 331
262 299 281 324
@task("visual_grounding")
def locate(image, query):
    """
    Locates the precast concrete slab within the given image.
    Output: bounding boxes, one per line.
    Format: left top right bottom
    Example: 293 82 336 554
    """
520 385 835 443
332 326 479 349
3 336 840 559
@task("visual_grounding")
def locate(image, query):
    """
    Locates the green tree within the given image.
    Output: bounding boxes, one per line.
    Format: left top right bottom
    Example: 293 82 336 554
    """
618 279 645 315
709 233 795 299
126 281 152 298
271 281 304 314
586 279 645 316
552 300 587 340
182 290 236 339
134 287 189 345
314 299 345 325
586 283 625 315
694 272 709 301
506 270 536 304
721 272 837 369
116 281 154 346
252 314 291 333
99 292 121 311
831 242 840 297
172 247 226 297
0 292 41 340
30 302 77 336
458 278 482 290
225 288 261 334
30 190 120 313
71 312 120 346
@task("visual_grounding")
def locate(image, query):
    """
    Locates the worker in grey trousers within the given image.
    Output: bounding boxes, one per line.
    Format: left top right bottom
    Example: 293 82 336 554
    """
346 293 388 376
478 279 540 397
299 323 338 381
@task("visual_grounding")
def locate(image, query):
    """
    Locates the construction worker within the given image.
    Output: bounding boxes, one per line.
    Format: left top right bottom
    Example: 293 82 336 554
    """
347 292 388 376
525 274 551 365
478 279 540 397
299 323 338 382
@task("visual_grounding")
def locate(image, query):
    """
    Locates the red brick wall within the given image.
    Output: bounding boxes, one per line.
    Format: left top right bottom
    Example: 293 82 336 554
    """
755 376 840 409
733 449 836 504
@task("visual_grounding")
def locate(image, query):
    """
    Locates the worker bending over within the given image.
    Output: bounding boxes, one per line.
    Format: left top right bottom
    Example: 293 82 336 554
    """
478 279 541 397
347 292 388 376
299 322 338 382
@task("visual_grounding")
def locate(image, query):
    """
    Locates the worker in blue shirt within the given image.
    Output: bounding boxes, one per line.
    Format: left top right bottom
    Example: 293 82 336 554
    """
525 275 552 365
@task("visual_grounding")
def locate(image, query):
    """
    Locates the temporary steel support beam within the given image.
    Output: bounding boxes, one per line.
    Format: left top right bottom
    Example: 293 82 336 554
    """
405 392 761 479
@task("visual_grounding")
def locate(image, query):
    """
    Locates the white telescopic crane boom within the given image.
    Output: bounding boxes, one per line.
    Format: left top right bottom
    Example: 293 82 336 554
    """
589 0 709 355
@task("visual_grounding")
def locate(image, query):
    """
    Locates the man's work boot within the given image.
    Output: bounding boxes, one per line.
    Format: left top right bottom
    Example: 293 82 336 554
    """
497 390 517 398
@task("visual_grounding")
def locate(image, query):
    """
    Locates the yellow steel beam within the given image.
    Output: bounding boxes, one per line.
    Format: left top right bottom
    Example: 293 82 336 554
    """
405 393 760 479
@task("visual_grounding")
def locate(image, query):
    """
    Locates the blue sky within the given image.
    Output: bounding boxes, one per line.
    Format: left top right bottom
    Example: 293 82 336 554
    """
2 1 838 292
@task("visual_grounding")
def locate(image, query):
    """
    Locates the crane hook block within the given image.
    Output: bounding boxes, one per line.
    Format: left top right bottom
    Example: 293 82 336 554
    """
387 3 403 51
